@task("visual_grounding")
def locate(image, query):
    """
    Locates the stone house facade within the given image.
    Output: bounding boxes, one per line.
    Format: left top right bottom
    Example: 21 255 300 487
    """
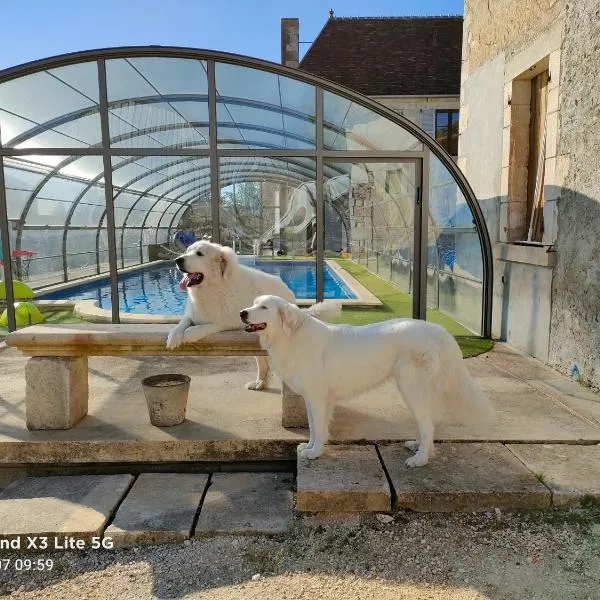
459 0 600 386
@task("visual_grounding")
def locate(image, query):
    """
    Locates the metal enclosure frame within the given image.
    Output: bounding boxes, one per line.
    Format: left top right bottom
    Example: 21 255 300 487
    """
0 47 492 336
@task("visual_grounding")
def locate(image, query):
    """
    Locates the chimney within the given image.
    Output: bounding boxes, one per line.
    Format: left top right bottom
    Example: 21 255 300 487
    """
281 18 299 68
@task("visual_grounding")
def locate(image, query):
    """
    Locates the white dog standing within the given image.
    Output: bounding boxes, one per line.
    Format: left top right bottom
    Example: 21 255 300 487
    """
241 295 493 466
166 241 295 390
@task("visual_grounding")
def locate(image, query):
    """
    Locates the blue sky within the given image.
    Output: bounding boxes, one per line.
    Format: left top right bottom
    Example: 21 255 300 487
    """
0 0 464 70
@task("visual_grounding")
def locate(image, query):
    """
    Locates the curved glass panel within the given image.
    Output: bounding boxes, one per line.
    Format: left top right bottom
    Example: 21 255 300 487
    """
427 154 483 334
324 91 422 151
0 62 101 148
106 57 209 149
3 154 107 287
215 63 315 150
0 49 490 334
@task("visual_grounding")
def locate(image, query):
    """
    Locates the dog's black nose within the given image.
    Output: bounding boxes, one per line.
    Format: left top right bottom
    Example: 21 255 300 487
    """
240 310 248 321
175 257 185 267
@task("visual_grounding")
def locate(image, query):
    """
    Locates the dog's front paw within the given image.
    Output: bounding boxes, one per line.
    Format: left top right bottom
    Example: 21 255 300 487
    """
405 453 429 468
166 328 185 349
297 442 311 454
298 445 323 459
245 379 266 391
404 440 420 452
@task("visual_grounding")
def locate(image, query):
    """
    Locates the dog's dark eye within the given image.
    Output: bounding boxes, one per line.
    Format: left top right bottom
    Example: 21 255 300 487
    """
196 251 203 257
261 306 268 310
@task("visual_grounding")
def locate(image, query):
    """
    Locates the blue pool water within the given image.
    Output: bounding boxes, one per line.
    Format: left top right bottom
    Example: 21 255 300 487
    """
39 260 356 315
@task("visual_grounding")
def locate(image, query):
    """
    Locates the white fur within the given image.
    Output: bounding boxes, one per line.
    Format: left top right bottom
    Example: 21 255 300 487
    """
242 295 494 466
166 241 295 390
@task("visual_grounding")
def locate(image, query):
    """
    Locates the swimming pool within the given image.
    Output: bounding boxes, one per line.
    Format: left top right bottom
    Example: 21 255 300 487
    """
39 259 357 315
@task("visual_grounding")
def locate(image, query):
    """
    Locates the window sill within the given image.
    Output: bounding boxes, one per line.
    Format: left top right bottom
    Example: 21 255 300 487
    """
494 243 556 267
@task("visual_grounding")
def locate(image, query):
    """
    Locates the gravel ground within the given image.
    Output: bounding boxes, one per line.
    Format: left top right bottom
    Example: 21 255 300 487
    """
0 508 598 600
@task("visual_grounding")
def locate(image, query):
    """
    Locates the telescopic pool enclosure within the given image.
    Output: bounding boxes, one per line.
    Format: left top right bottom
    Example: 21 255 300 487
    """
0 47 492 335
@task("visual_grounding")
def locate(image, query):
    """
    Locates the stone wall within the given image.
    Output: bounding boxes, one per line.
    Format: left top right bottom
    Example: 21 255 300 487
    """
463 0 566 73
549 1 600 386
461 0 600 387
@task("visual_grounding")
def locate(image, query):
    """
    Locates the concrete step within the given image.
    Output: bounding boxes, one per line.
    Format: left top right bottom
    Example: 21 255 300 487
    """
0 443 597 551
379 443 551 512
296 445 391 513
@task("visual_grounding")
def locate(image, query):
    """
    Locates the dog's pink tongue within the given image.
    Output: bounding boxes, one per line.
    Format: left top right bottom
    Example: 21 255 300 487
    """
178 275 189 291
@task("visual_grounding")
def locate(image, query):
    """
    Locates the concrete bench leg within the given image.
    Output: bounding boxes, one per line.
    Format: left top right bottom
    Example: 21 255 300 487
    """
25 356 88 430
281 383 308 428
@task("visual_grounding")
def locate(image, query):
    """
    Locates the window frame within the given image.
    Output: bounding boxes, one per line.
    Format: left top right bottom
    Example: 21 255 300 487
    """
434 109 459 157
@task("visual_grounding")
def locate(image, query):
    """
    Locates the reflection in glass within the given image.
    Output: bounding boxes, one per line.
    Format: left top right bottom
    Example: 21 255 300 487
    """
3 155 105 288
215 63 316 150
324 92 422 151
325 162 417 297
428 154 482 333
106 58 209 149
0 62 101 149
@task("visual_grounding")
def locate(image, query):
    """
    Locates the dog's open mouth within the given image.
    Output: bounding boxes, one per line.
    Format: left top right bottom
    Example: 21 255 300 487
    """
178 272 204 291
244 323 267 333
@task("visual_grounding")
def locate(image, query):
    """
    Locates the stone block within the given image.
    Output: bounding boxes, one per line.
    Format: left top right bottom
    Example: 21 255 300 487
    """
195 473 293 536
502 128 511 169
547 86 560 115
281 383 307 428
105 473 209 546
25 356 88 430
508 126 530 167
507 444 600 507
548 50 561 90
510 104 531 126
510 80 531 105
379 443 550 512
545 111 559 159
297 445 391 513
501 166 510 197
508 166 528 203
503 105 512 129
0 475 133 544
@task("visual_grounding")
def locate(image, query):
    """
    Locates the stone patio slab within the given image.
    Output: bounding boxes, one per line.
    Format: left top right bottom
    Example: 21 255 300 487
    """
105 473 209 546
0 343 599 465
195 473 293 536
379 443 550 512
296 445 391 513
0 474 133 544
507 443 600 507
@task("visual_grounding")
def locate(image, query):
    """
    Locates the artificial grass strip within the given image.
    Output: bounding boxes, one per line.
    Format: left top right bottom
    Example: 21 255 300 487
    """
0 310 86 335
332 259 493 358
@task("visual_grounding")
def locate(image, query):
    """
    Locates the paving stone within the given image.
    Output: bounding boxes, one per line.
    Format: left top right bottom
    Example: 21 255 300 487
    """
379 443 550 512
507 443 600 507
195 473 293 536
0 474 133 545
105 473 209 546
296 445 391 513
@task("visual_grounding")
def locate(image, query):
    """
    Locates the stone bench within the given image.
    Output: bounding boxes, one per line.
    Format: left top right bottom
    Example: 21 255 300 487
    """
6 324 307 431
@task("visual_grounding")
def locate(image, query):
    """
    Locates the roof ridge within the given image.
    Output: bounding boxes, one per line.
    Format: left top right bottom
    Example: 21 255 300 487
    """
329 15 462 20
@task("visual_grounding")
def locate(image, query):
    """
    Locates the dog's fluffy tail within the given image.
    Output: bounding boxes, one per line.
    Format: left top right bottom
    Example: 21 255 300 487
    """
442 357 495 426
454 361 495 426
306 300 343 323
429 341 495 427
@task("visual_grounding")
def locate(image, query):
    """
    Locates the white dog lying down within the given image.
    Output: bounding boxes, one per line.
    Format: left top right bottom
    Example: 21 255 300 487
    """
166 241 295 390
240 295 493 466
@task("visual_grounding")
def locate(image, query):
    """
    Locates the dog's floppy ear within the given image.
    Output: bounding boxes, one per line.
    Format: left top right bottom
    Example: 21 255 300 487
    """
218 246 238 279
279 302 303 336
